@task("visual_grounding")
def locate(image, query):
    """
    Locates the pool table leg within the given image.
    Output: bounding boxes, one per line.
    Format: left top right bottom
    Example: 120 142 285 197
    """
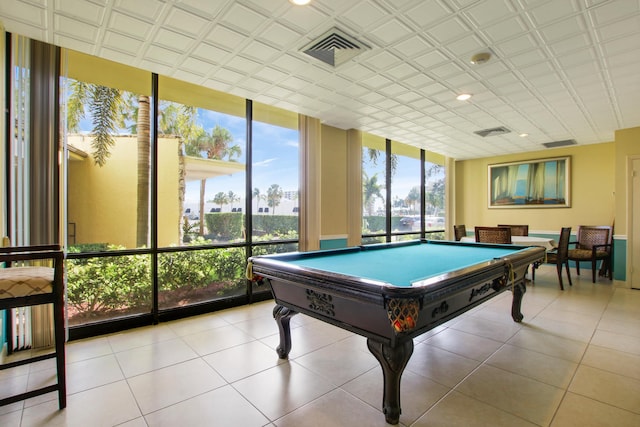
366 338 414 425
511 280 526 323
273 304 297 359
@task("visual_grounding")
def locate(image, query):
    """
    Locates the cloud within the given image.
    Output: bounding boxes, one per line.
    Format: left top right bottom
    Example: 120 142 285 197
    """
254 158 277 167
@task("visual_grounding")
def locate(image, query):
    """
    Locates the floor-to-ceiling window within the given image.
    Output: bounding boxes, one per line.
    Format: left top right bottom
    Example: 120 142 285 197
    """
63 50 153 327
57 48 300 337
361 134 446 244
390 141 422 242
362 134 387 244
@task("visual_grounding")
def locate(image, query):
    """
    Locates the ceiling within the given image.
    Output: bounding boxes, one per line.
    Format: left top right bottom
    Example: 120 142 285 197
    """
0 0 639 160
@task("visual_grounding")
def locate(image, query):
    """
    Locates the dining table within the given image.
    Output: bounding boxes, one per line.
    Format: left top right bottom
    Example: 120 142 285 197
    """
460 235 557 251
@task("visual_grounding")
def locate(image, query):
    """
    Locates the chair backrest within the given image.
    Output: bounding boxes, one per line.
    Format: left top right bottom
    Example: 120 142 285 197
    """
576 226 612 251
453 224 466 241
498 224 529 236
556 227 572 262
475 226 512 244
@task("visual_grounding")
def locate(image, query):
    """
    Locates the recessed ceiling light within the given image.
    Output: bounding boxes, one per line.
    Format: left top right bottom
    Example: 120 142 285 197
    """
289 0 311 5
519 133 529 137
456 93 472 101
470 52 491 65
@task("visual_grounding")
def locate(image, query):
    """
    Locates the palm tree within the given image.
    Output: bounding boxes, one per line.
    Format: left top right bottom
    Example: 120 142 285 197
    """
406 186 420 214
266 184 283 214
212 192 228 211
252 187 262 211
227 191 240 211
190 125 237 235
363 172 384 216
67 81 152 247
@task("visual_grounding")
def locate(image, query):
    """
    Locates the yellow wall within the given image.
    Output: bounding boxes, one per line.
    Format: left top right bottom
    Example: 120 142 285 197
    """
68 135 180 248
455 142 616 233
320 125 348 237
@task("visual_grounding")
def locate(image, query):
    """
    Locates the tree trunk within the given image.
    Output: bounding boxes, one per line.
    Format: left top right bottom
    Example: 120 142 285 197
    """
199 179 206 236
136 95 150 248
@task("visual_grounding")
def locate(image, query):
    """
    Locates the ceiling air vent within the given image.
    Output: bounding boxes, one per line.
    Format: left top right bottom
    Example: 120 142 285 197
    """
474 126 511 137
301 27 370 67
542 139 576 148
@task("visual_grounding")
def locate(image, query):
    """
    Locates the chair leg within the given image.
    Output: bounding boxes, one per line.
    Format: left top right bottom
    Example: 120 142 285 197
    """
555 263 564 290
54 291 67 409
564 262 573 287
592 260 597 283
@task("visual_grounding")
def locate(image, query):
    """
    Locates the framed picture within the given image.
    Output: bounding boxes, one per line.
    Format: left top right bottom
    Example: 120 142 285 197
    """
488 156 571 208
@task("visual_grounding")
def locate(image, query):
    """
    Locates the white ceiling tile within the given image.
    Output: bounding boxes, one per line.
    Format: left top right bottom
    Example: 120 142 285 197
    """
426 16 472 44
108 11 153 39
176 0 227 19
340 1 389 32
597 15 640 41
369 18 412 45
278 4 329 34
494 33 538 56
445 33 487 57
205 25 247 50
430 62 464 79
391 35 433 57
54 0 104 24
153 28 194 51
465 0 516 27
191 42 231 64
221 3 268 35
363 50 402 70
180 57 215 76
54 14 98 42
413 49 450 69
528 0 580 26
482 16 529 43
102 31 143 55
145 44 183 65
590 0 639 25
538 15 586 43
213 67 246 85
405 0 452 28
163 6 209 37
242 40 280 62
258 22 302 49
113 0 166 22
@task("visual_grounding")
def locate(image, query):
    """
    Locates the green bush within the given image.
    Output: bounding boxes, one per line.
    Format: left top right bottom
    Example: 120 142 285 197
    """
252 215 298 236
204 213 244 240
66 245 151 315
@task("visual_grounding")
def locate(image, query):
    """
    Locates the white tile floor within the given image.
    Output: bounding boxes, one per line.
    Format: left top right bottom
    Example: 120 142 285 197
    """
1 264 640 426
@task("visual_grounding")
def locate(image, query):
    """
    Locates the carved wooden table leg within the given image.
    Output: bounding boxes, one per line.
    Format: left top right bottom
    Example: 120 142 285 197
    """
511 281 526 323
366 338 414 425
273 304 297 359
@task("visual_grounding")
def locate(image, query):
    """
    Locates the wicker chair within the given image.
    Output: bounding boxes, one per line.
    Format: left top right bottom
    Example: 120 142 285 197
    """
474 226 512 244
453 225 467 241
567 225 613 283
498 224 529 236
533 227 572 290
0 245 66 409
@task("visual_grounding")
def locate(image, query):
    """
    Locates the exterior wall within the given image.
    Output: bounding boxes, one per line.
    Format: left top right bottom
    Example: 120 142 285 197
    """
67 135 180 249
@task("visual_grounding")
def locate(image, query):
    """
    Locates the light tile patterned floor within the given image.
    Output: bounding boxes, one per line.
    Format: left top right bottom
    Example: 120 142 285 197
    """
1 264 639 426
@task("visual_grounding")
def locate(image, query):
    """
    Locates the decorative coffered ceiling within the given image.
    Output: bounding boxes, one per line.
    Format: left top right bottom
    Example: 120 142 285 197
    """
1 0 638 160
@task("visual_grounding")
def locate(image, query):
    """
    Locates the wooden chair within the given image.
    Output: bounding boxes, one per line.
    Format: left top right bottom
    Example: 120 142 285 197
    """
0 245 66 409
567 225 613 283
474 226 512 244
533 227 572 290
453 225 466 241
498 224 529 236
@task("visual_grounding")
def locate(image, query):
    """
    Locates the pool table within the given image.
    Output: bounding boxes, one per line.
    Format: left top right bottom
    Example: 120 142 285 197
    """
247 239 545 424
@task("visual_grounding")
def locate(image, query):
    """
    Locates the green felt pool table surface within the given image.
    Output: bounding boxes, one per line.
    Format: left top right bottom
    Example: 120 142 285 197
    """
284 241 524 287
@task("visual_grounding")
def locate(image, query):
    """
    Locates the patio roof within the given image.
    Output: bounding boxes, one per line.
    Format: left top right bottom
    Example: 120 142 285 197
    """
184 156 244 181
